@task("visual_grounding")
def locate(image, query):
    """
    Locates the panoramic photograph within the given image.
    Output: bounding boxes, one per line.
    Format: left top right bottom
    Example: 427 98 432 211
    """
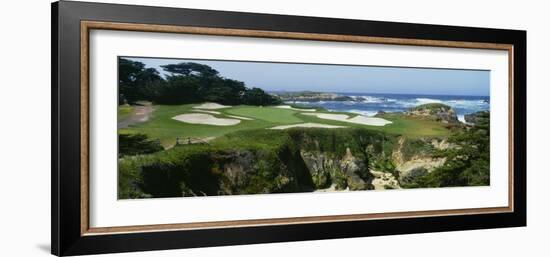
117 57 490 199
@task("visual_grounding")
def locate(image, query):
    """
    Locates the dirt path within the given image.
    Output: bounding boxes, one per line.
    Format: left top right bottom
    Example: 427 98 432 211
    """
118 104 153 128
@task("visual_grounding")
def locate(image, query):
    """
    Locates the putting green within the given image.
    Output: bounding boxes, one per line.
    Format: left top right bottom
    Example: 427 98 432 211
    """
225 106 303 123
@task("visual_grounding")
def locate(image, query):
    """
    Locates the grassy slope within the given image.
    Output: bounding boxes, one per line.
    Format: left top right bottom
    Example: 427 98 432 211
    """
296 112 450 138
120 105 308 146
225 106 303 123
367 113 451 137
117 105 133 121
119 104 451 146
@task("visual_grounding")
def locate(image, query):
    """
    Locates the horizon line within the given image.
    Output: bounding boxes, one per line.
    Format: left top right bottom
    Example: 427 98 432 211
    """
267 90 489 98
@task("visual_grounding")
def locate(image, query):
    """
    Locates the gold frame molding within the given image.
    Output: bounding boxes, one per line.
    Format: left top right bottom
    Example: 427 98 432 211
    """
80 20 514 236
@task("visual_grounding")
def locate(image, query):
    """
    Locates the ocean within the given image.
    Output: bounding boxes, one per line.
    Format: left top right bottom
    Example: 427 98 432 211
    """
286 93 490 123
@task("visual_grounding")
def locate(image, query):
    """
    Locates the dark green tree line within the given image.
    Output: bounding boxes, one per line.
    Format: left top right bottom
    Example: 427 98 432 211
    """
118 58 281 106
119 58 163 104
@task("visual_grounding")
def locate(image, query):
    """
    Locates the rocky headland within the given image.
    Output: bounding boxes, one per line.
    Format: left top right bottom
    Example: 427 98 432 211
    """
405 103 460 124
464 110 490 125
272 91 355 102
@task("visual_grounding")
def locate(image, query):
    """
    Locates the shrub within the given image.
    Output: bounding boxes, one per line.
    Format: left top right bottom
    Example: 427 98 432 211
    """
118 133 164 157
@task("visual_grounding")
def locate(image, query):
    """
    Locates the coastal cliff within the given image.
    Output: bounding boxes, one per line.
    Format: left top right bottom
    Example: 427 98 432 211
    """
301 148 372 191
119 128 450 198
118 103 488 198
464 110 490 125
391 137 449 187
406 103 460 124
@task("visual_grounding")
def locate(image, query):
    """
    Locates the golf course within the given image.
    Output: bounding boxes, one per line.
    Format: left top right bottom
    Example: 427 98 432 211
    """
116 57 490 199
118 102 452 147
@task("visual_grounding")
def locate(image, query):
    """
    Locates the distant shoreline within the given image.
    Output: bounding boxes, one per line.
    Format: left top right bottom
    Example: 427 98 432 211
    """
269 90 489 98
269 91 490 119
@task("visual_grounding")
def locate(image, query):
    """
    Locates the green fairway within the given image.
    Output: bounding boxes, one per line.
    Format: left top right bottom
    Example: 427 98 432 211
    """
225 106 303 123
119 103 452 147
358 113 452 137
295 112 451 138
119 104 266 146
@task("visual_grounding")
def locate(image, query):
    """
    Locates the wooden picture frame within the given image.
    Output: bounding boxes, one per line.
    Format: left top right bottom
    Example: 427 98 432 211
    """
52 1 526 256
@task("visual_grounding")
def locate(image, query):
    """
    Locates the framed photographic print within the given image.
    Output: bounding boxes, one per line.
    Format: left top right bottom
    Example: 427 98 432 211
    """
51 1 526 256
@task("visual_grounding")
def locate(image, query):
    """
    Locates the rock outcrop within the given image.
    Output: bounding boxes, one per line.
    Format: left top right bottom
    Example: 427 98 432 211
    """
273 91 354 102
391 137 447 186
406 103 459 124
464 110 489 125
125 129 457 198
370 170 401 190
300 147 371 191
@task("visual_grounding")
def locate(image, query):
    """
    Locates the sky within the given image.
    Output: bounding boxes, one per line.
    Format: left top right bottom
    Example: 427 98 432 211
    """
125 57 490 96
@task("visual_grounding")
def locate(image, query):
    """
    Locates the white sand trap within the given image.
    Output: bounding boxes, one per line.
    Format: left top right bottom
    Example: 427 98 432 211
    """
302 113 392 126
269 123 346 130
193 109 221 115
226 115 253 120
172 113 240 126
348 115 392 126
192 110 252 120
274 105 317 112
193 102 231 110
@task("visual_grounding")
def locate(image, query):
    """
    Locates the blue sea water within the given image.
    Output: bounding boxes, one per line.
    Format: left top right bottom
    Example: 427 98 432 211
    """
287 93 490 123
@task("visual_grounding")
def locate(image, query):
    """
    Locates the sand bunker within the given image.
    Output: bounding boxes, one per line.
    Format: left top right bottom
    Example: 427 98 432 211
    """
302 113 392 126
172 113 240 126
348 115 393 126
193 109 221 115
269 123 346 130
193 103 231 110
192 110 253 120
226 115 253 120
274 105 317 112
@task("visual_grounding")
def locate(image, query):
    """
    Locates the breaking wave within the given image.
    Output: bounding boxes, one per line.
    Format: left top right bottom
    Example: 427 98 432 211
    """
284 93 490 118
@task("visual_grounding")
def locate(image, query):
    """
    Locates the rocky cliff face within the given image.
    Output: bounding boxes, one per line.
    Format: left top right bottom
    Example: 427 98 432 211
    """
406 103 459 124
216 148 312 195
195 143 375 195
128 129 453 198
391 137 447 186
293 135 449 191
464 110 489 125
300 148 371 191
370 170 400 190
